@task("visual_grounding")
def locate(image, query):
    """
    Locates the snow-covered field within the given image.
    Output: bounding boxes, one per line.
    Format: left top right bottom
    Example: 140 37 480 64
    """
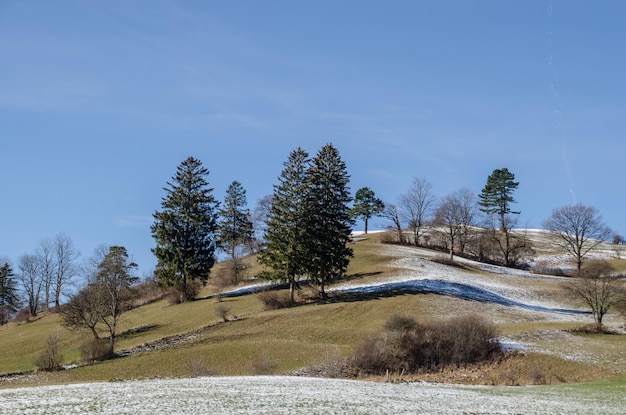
0 376 623 415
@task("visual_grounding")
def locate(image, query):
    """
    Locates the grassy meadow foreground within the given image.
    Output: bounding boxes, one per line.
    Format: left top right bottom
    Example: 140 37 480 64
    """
1 231 626 412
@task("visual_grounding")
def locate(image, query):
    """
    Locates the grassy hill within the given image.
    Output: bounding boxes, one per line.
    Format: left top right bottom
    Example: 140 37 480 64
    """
1 231 625 388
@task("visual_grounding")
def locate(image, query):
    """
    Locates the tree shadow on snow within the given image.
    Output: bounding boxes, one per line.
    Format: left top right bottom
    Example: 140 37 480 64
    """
331 279 589 315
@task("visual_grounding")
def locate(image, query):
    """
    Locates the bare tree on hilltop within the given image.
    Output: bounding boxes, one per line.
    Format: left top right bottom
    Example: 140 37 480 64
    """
399 177 436 246
542 204 613 271
433 188 478 261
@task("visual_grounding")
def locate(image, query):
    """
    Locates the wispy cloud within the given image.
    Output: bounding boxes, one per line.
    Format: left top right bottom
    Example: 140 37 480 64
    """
115 215 153 229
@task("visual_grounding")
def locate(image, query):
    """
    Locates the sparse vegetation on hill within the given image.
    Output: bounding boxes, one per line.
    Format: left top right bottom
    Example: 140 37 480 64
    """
0 229 625 391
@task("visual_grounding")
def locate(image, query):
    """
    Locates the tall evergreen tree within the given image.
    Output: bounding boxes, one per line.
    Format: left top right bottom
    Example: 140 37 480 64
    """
351 187 384 234
304 143 354 299
478 168 520 231
218 181 254 259
0 263 20 325
259 148 310 302
151 157 219 302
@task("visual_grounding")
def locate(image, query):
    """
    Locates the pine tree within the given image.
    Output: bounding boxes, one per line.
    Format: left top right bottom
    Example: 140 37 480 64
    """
351 187 384 234
151 157 219 302
478 168 520 232
0 263 20 325
259 148 310 302
304 143 354 299
218 181 254 259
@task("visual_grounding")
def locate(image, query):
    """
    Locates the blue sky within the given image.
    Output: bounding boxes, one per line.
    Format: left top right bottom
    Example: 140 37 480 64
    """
1 1 625 276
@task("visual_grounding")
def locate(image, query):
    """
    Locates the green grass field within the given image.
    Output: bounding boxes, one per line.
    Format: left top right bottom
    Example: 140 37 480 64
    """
1 231 625 391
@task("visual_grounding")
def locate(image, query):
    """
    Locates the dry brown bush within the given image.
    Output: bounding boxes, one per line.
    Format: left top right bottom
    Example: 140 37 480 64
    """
32 332 63 371
188 359 218 377
250 353 277 375
80 338 112 362
214 303 231 322
353 314 502 375
257 290 294 310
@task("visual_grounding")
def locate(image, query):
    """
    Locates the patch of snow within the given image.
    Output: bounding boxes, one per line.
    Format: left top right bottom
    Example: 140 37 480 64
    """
0 376 622 414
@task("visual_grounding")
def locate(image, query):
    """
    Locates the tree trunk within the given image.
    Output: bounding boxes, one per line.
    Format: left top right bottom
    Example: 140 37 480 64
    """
289 282 295 303
318 283 327 300
364 217 369 234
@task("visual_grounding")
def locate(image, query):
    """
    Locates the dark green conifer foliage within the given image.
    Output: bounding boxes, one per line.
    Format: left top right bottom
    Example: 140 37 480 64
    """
478 168 520 231
304 143 354 299
151 157 219 302
218 180 254 258
0 263 19 325
259 148 310 302
351 187 384 234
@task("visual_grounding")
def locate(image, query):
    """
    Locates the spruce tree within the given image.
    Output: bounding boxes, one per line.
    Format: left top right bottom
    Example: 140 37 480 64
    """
259 148 310 302
304 143 354 299
0 263 20 325
218 181 254 259
478 168 520 232
151 157 219 302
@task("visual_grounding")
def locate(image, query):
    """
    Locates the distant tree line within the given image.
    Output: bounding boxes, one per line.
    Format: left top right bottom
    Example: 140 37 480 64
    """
369 167 618 273
0 234 80 325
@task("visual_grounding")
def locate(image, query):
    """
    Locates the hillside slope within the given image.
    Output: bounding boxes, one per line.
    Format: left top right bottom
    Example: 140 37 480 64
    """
1 231 625 387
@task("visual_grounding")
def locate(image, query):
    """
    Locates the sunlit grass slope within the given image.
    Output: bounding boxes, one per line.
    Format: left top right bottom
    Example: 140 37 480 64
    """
0 231 625 388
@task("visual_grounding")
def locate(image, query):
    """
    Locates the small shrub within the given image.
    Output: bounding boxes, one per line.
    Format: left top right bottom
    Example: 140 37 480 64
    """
250 353 277 375
33 332 63 371
165 288 181 305
532 260 566 276
188 359 218 377
257 290 293 310
352 314 502 375
383 314 418 333
134 277 164 305
14 308 30 324
80 338 112 362
165 280 203 305
214 303 231 322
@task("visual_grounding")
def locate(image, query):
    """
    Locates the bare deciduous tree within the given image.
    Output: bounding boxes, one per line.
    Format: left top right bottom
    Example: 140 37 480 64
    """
252 194 273 247
542 204 613 271
61 246 137 357
382 203 404 244
53 234 80 312
37 238 56 313
565 260 625 325
399 177 436 246
17 253 42 316
433 188 478 261
481 215 535 267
